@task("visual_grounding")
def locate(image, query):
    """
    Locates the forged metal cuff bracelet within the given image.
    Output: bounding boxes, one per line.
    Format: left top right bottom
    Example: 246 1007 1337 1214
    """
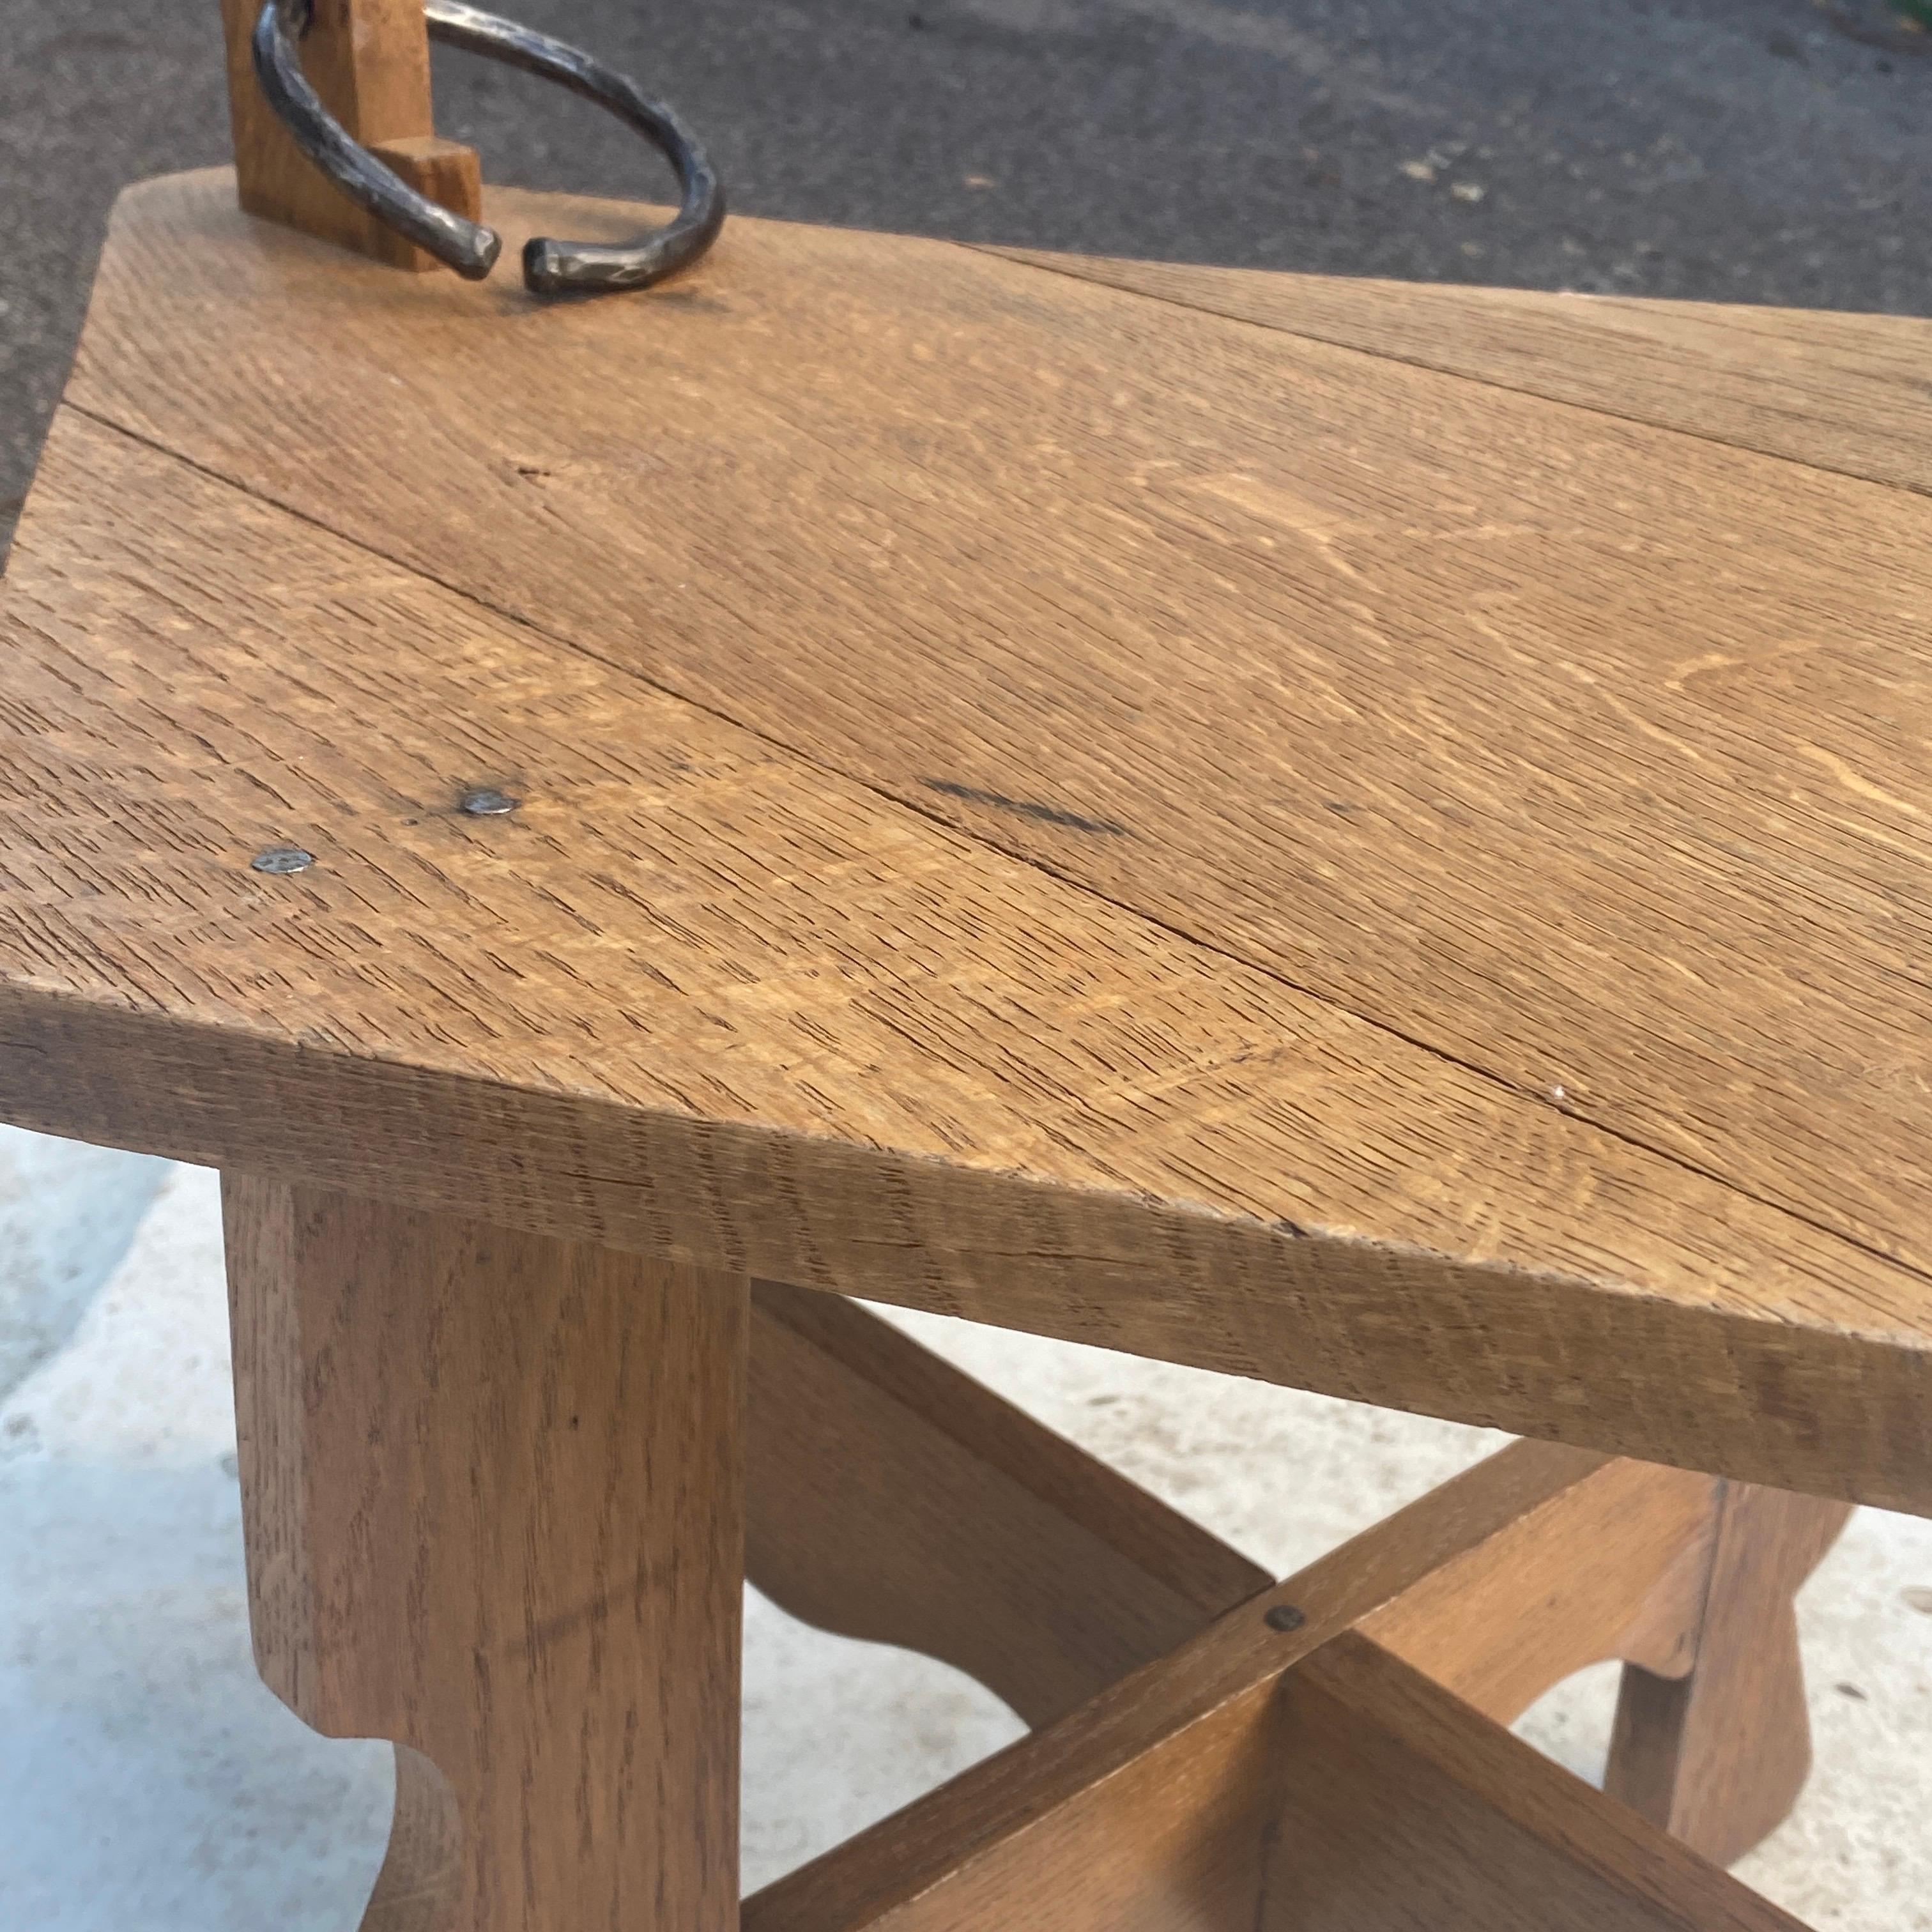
252 0 726 293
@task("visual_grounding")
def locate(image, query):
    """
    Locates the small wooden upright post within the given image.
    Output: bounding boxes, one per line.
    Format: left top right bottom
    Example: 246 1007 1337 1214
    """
218 0 483 270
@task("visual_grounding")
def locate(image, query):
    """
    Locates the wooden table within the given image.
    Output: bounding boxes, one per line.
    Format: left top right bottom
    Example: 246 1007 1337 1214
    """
3 8 1928 1924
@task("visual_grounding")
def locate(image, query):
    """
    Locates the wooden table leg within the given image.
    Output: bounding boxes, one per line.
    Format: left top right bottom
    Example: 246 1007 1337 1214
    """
1604 1479 1853 1868
223 1176 747 1932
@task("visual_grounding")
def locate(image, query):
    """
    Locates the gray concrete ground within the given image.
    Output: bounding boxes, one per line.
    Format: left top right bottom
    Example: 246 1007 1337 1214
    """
0 1129 165 1400
2 0 1928 555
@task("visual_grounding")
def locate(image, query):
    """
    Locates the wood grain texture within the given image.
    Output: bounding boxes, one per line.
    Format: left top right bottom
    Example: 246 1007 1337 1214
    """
743 1444 1719 1932
57 172 1932 1300
4 408 1928 1509
747 1282 1269 1728
59 173 1932 1324
8 172 1932 1508
1606 1482 1853 1867
1358 1468 1717 1726
223 1176 747 1932
983 245 1932 498
1264 1633 1807 1931
218 0 481 270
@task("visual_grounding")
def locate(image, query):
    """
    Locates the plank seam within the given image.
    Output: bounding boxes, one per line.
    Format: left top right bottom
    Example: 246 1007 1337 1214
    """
967 243 1930 503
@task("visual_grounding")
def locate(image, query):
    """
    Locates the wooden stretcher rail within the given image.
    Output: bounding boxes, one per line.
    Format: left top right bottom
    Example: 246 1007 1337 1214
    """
747 1280 1270 1728
1268 1634 1807 1931
742 1293 1846 1931
747 1287 1721 1736
746 1436 1698 1929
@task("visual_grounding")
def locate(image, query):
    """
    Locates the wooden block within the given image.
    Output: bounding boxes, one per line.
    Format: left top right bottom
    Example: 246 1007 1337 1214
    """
374 134 485 245
1606 1482 1854 1867
217 0 481 268
223 1176 748 1932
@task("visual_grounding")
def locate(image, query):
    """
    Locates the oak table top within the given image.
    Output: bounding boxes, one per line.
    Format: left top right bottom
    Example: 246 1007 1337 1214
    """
4 169 1929 1512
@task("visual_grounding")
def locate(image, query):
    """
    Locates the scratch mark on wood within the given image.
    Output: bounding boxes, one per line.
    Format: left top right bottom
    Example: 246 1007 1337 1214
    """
922 778 1130 836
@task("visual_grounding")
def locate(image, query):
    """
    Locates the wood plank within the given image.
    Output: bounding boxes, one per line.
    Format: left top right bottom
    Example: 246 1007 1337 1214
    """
742 1443 1713 1932
747 1283 1268 1728
1358 1469 1717 1726
50 172 1932 1344
1264 1633 1808 1930
7 408 1931 1507
1607 1483 1853 1867
223 1175 747 1931
983 245 1932 497
217 0 482 271
779 1670 1289 1932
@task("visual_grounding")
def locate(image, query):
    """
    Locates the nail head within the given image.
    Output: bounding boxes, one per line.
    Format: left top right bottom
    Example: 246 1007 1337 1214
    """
250 845 314 875
461 788 520 817
1264 1604 1306 1632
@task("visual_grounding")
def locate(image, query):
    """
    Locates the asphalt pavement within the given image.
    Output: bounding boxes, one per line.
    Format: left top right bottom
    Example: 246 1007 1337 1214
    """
1 0 1926 553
